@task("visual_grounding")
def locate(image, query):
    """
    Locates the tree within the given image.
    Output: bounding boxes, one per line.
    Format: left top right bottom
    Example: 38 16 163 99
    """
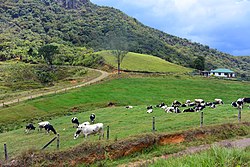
193 56 205 71
38 44 59 67
109 30 128 74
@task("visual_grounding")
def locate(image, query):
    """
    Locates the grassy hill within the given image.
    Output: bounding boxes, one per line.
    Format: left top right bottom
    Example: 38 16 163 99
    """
98 51 192 73
0 0 249 75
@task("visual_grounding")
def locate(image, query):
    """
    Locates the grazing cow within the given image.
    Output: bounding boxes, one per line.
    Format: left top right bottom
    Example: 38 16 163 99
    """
71 117 80 128
44 124 57 135
172 100 182 107
195 99 204 104
125 105 133 109
188 102 196 107
186 100 191 104
38 121 50 131
25 123 36 133
183 108 195 112
214 99 224 105
74 122 104 139
194 103 206 112
147 109 153 113
232 97 250 109
165 107 180 113
181 104 188 107
90 113 96 124
146 105 153 110
156 102 165 108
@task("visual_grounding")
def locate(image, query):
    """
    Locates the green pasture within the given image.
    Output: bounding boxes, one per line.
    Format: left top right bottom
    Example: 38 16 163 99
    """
0 104 249 161
0 76 249 128
0 76 249 160
98 51 192 73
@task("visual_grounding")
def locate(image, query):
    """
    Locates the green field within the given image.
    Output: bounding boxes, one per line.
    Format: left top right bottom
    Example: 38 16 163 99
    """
149 146 250 167
0 75 249 162
98 51 192 73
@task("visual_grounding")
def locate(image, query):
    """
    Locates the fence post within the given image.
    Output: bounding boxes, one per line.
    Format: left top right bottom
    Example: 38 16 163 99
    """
41 136 57 150
4 143 8 161
2 102 4 108
107 126 110 140
200 111 204 128
238 108 241 122
152 117 156 132
57 134 60 149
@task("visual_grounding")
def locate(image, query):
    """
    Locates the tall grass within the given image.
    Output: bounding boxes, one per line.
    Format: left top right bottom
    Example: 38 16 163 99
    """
149 146 250 167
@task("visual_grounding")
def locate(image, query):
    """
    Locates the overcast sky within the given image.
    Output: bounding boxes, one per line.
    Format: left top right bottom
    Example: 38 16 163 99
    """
91 0 250 56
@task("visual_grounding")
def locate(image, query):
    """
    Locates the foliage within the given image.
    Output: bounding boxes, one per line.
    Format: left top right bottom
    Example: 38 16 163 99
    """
38 44 59 66
192 56 205 71
0 0 249 74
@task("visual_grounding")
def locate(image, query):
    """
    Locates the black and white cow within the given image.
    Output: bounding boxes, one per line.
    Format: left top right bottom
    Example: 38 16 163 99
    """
194 103 206 112
25 123 36 133
156 102 165 108
90 113 96 124
232 97 250 109
183 108 195 112
44 124 57 135
213 98 224 105
38 121 50 131
146 105 153 113
172 100 182 107
125 105 133 109
71 117 80 128
165 107 180 113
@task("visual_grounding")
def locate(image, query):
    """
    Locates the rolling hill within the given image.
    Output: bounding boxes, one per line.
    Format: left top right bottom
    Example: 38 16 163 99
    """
98 51 192 73
0 0 249 75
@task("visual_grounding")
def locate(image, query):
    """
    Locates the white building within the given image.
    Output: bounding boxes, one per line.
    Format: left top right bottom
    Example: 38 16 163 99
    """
209 68 236 78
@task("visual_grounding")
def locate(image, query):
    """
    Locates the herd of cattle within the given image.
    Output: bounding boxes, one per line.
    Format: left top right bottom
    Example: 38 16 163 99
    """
25 97 249 139
144 97 250 114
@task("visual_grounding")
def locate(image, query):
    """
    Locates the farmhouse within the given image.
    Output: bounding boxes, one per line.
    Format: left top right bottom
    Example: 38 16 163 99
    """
202 68 236 78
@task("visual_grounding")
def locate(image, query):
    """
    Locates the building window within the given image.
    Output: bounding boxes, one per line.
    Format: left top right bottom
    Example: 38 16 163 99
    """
218 72 221 75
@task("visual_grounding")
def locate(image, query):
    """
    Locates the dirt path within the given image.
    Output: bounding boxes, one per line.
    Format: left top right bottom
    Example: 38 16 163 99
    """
119 138 250 167
0 69 110 107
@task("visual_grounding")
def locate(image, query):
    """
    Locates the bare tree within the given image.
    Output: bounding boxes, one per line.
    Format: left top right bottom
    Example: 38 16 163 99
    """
108 30 128 74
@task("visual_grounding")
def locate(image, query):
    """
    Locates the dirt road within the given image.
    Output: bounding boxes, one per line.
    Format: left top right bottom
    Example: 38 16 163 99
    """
0 69 110 107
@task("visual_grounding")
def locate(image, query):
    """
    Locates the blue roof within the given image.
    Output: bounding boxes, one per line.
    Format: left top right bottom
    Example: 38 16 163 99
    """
210 68 234 73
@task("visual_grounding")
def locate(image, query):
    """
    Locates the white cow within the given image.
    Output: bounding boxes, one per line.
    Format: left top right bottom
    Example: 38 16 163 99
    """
74 122 104 139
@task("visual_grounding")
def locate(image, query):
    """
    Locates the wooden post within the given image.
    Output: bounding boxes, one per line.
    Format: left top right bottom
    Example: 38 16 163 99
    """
238 108 241 122
41 136 57 150
152 117 156 132
57 134 60 149
4 143 8 161
200 111 204 128
2 102 4 108
107 126 110 140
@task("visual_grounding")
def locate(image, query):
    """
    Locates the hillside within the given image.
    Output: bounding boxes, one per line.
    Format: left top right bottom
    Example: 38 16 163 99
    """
0 0 249 74
99 51 192 73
